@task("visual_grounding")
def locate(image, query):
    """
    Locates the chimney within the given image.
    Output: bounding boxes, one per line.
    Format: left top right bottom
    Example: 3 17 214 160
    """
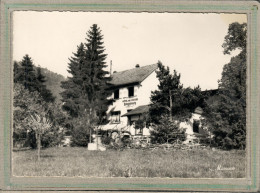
135 64 140 68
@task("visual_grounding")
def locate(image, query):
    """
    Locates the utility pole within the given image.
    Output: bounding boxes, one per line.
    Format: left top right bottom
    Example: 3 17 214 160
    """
88 108 92 143
169 90 173 122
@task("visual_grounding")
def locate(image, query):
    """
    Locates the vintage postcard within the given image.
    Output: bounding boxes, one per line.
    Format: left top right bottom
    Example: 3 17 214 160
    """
0 0 259 192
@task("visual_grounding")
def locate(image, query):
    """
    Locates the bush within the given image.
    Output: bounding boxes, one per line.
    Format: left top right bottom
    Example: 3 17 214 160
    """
13 130 27 148
41 126 64 148
121 135 132 147
150 116 186 144
22 126 63 149
71 126 90 147
101 135 112 145
25 130 37 149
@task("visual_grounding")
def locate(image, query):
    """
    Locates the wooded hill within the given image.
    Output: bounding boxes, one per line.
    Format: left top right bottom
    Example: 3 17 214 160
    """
40 67 66 103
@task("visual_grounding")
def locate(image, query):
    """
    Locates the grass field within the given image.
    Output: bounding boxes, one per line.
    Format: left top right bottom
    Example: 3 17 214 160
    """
12 147 246 178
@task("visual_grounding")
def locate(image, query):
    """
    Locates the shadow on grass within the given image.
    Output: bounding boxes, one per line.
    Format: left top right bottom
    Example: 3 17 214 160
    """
13 147 32 152
40 154 55 158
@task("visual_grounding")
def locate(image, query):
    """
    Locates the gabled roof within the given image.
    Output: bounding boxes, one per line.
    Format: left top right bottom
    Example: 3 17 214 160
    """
122 105 150 117
109 63 158 86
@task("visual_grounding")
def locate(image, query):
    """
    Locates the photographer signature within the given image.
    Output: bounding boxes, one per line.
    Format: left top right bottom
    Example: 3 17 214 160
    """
209 165 235 171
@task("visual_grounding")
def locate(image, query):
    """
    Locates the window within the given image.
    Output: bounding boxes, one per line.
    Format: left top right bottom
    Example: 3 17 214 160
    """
193 120 200 133
114 89 119 99
111 111 121 123
128 86 134 97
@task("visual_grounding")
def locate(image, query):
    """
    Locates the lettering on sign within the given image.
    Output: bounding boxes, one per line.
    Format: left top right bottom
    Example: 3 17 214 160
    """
122 98 138 103
124 102 136 106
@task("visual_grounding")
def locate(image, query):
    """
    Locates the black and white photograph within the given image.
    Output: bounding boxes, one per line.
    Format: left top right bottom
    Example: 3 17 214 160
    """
12 11 247 179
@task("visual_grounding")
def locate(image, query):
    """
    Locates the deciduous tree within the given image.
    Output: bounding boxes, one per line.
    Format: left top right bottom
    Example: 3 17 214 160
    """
27 113 52 161
13 83 62 149
13 83 49 148
204 22 247 149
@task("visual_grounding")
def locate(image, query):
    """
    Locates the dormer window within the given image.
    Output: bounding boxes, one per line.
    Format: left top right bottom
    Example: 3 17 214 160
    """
128 86 134 97
114 89 119 99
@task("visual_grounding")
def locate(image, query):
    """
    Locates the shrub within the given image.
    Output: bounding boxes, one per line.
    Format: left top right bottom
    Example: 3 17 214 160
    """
101 135 112 145
71 126 90 147
41 126 64 147
25 130 37 149
150 116 186 144
121 135 132 147
23 126 63 149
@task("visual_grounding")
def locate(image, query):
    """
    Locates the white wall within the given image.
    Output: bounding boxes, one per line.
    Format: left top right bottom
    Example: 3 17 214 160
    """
180 113 202 144
106 70 159 127
136 71 159 106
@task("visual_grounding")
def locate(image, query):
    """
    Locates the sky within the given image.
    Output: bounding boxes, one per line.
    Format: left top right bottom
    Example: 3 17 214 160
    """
13 12 246 90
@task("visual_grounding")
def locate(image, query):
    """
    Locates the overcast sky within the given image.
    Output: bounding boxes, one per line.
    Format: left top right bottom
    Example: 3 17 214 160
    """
13 12 246 90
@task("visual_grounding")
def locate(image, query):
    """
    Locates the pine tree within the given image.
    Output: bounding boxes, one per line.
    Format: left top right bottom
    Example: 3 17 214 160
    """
61 24 113 145
15 54 38 91
61 43 86 118
14 55 55 102
149 62 204 144
149 61 204 124
84 24 112 124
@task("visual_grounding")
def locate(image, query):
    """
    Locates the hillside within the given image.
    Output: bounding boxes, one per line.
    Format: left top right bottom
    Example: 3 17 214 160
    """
40 67 66 103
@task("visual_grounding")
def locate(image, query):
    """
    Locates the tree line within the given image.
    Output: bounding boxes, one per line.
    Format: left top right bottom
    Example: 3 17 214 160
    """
13 55 66 160
13 22 246 151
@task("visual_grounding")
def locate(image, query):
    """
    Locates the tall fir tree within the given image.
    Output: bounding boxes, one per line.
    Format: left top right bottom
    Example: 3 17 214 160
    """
84 24 113 124
61 43 87 118
61 24 113 145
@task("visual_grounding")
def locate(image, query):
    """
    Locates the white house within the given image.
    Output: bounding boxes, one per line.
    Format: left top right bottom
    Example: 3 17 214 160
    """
98 63 213 143
98 63 159 137
180 107 207 144
180 90 218 144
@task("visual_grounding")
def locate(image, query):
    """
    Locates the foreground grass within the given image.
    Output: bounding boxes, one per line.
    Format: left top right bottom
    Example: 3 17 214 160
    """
13 147 245 178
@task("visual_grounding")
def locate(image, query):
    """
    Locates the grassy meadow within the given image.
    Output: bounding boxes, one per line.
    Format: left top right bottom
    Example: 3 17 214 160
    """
13 147 246 178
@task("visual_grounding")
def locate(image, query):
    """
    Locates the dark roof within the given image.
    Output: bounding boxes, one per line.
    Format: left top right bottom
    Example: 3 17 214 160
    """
122 105 150 117
109 64 158 86
202 89 219 96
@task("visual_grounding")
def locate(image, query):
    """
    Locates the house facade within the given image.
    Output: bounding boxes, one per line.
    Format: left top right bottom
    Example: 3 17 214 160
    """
98 63 213 143
180 107 206 144
181 90 218 144
98 63 159 136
